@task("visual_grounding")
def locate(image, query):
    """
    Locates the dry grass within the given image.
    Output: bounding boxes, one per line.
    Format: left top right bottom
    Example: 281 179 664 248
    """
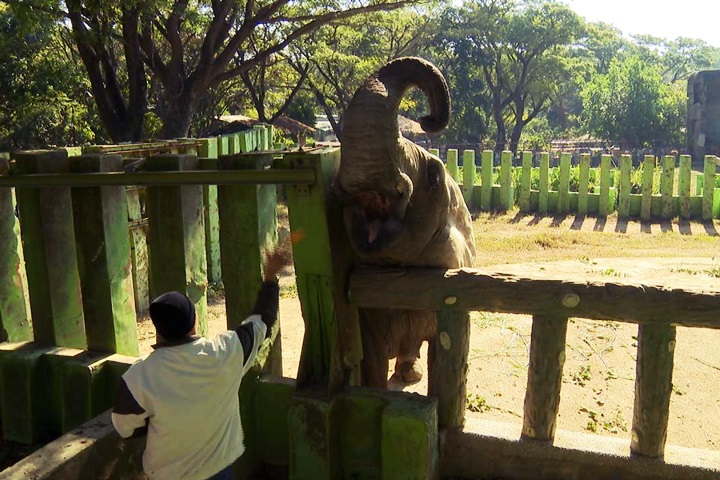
471 210 720 266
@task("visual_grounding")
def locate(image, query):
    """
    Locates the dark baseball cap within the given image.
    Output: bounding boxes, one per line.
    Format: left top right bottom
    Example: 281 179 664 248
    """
149 291 196 341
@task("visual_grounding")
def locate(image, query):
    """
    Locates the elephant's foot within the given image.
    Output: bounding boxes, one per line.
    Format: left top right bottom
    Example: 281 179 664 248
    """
395 359 423 384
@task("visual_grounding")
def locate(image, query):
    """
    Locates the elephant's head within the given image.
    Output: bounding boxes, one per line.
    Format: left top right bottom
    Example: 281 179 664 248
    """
337 57 463 266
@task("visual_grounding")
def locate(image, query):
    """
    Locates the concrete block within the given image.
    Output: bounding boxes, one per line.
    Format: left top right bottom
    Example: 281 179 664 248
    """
255 377 295 466
0 410 145 480
288 388 339 480
61 353 114 433
0 343 54 443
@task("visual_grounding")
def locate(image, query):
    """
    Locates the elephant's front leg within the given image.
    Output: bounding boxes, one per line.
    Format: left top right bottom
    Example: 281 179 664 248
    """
360 309 391 389
394 310 436 384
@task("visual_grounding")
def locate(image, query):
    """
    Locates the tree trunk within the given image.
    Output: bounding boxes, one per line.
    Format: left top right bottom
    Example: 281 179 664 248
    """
67 1 146 143
509 107 524 154
158 90 196 140
491 88 506 152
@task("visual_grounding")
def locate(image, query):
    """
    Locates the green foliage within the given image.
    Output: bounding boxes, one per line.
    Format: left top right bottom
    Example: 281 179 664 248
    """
580 56 687 146
433 0 585 151
0 6 101 149
290 6 435 139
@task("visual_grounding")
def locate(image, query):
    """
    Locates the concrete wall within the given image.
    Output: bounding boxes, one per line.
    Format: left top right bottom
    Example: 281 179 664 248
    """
0 410 145 480
687 70 720 162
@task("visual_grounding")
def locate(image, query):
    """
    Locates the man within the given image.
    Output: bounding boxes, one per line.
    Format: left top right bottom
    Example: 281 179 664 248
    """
111 244 292 480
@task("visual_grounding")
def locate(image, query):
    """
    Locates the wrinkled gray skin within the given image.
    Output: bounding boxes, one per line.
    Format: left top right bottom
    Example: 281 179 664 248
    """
337 57 476 388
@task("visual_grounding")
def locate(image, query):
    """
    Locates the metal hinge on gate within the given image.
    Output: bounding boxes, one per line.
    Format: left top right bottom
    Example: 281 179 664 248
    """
290 156 312 195
294 184 310 196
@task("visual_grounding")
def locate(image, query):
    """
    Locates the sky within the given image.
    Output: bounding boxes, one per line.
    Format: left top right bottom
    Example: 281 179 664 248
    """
565 0 720 47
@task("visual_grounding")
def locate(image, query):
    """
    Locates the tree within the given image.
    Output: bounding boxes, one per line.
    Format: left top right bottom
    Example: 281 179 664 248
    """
288 7 436 139
12 0 422 142
580 55 686 146
0 4 100 150
431 7 491 145
630 35 720 83
437 0 584 152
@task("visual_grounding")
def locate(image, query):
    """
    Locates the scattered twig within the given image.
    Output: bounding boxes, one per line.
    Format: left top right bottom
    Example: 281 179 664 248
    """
692 356 720 371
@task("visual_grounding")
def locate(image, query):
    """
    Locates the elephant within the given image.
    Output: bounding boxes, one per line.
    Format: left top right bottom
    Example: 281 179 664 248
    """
336 57 476 389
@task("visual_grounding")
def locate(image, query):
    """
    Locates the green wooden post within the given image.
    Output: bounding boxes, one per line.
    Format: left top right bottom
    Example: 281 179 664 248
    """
70 154 139 356
631 324 676 458
462 150 476 207
229 133 241 155
539 152 550 214
428 307 470 429
519 151 532 212
499 150 513 211
199 138 222 284
14 150 86 349
641 155 655 220
217 153 277 329
282 150 362 391
428 148 440 158
618 154 632 219
522 315 568 442
661 155 675 220
125 185 149 314
0 159 31 342
216 148 284 470
599 154 612 216
219 135 230 156
145 154 208 336
263 125 274 150
702 155 716 221
480 150 493 211
557 152 571 214
578 153 590 216
678 155 692 220
446 149 459 181
253 125 267 151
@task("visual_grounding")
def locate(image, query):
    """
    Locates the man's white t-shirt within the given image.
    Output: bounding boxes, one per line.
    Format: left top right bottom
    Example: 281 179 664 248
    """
112 316 266 480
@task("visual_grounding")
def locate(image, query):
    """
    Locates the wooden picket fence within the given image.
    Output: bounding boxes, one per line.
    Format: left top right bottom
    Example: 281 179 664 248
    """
431 149 720 220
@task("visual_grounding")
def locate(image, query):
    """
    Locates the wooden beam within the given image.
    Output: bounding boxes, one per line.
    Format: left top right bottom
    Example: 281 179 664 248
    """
0 169 316 188
349 266 720 328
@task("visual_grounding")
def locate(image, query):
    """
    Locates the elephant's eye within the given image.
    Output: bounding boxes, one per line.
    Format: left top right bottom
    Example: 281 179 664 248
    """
427 164 441 189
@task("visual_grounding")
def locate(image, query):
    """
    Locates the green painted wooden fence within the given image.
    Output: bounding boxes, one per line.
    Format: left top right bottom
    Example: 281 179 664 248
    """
0 142 437 480
0 129 277 446
439 149 720 219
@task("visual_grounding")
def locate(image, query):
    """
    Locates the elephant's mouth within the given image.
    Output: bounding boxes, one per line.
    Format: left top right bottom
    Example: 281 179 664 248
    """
349 191 405 251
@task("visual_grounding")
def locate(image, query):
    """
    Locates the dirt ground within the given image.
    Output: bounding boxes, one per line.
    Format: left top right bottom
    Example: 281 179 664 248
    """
136 214 720 453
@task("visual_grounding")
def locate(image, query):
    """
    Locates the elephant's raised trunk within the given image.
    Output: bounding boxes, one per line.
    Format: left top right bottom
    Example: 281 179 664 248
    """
339 57 451 197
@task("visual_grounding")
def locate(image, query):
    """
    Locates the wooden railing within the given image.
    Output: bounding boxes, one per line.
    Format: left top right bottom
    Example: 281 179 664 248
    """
348 262 720 461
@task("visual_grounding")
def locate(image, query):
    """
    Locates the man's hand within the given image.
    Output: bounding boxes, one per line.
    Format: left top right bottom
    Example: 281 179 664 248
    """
263 229 305 281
